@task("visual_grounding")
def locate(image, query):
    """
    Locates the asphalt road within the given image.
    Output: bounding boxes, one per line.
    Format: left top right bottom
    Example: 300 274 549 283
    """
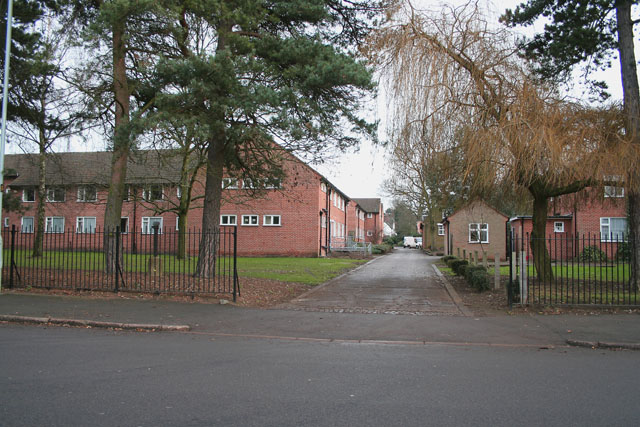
1 324 639 427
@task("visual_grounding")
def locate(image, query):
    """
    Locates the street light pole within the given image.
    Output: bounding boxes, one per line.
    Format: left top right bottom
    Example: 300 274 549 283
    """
0 0 15 292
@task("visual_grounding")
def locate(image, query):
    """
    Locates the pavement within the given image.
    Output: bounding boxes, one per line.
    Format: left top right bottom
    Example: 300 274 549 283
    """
1 250 640 350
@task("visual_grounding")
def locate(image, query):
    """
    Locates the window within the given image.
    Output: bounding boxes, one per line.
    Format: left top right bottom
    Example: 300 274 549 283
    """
438 224 445 236
242 215 259 226
222 178 239 189
469 223 489 243
604 186 624 198
142 217 163 234
77 185 97 202
600 217 627 242
45 216 65 233
554 222 565 233
367 230 373 237
330 220 335 236
366 213 373 219
321 183 327 193
176 186 182 199
220 215 237 226
142 185 163 201
263 215 281 226
46 187 65 202
3 217 9 227
76 217 97 234
321 216 327 228
22 188 35 202
264 177 281 189
21 217 34 233
121 217 129 233
123 185 130 201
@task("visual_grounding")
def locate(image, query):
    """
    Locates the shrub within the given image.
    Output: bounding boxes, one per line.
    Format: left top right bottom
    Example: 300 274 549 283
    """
616 242 630 261
464 265 487 282
445 257 460 268
372 244 392 255
469 269 491 292
458 264 469 277
450 259 469 275
579 246 607 262
442 255 456 263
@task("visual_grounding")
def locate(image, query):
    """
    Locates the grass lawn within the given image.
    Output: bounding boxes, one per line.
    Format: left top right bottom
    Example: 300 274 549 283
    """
3 249 367 286
498 264 630 282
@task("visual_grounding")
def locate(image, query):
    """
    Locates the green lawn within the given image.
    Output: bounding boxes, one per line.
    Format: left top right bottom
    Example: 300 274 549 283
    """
498 264 630 282
3 249 367 286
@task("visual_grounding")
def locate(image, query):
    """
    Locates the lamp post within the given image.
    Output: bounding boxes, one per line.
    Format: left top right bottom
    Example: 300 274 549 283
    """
0 0 15 292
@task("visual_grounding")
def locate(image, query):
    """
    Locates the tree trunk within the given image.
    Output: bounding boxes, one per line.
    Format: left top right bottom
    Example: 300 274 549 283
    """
32 141 46 257
104 21 130 275
177 195 188 260
530 192 554 282
195 138 225 277
616 2 640 291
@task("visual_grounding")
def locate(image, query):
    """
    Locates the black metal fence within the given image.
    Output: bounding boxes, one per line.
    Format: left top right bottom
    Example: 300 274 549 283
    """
508 233 637 306
1 225 238 300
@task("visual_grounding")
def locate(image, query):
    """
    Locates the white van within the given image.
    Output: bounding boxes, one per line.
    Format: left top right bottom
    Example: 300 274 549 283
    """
403 236 417 248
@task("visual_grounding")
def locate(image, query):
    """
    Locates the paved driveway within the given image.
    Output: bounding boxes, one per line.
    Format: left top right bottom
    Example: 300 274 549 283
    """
282 248 463 315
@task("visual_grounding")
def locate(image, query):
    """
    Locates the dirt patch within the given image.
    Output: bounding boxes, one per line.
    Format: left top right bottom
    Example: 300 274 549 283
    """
5 278 312 308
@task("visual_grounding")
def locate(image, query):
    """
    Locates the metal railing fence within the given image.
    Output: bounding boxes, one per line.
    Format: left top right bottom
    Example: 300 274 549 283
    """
1 225 238 300
508 233 637 307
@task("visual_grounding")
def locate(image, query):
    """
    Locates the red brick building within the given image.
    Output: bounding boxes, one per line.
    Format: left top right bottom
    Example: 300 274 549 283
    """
351 198 384 244
2 150 378 257
509 186 627 259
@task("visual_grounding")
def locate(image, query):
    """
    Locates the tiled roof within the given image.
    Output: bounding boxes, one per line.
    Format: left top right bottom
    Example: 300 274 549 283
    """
4 150 186 187
352 198 381 213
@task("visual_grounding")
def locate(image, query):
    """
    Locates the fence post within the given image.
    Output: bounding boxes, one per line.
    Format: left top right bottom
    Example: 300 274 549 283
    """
233 227 238 302
483 251 488 268
462 249 466 260
114 226 120 293
153 225 159 257
456 247 460 258
494 254 500 290
519 250 528 304
9 224 15 288
474 250 478 265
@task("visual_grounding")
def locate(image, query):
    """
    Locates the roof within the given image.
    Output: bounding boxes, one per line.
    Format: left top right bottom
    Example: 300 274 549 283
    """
444 200 508 222
3 150 194 187
351 198 381 213
509 214 573 222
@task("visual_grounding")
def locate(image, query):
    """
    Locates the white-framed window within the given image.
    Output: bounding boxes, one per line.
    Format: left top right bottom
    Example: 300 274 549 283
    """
46 187 65 202
76 217 97 234
263 215 281 226
176 186 182 199
330 220 336 236
21 216 34 233
3 217 8 227
366 230 373 237
554 221 565 233
142 185 163 201
120 217 129 233
123 185 131 201
45 216 65 233
438 224 445 236
142 217 163 234
242 178 257 189
222 178 239 189
176 216 180 231
22 188 35 202
321 216 327 228
242 215 259 226
604 186 624 198
220 215 237 226
469 223 489 243
77 185 97 202
321 183 327 193
366 213 373 219
600 217 627 242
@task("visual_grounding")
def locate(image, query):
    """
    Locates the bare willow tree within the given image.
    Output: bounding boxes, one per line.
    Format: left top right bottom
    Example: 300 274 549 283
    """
371 1 624 280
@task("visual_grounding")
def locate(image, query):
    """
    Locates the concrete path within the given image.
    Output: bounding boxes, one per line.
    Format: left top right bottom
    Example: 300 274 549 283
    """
281 248 463 315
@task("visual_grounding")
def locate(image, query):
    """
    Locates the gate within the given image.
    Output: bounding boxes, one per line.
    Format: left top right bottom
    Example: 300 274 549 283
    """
507 231 638 307
2 226 239 301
